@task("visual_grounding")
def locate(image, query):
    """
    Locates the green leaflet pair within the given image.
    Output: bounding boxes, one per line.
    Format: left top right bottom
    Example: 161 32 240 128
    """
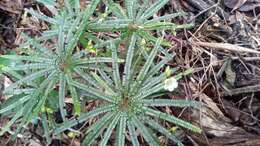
0 0 201 145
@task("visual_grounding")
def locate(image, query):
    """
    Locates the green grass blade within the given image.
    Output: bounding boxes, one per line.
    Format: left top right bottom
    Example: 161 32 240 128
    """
147 55 172 78
38 70 58 90
132 116 158 145
41 30 58 39
89 19 132 32
65 12 82 45
94 38 121 49
143 22 192 30
66 74 81 116
59 74 67 121
143 107 202 133
20 68 54 84
5 68 55 92
91 72 115 95
123 34 137 87
141 74 165 92
116 115 127 146
66 0 101 55
98 69 113 86
74 0 80 13
21 33 55 57
105 0 127 19
54 104 115 134
5 88 35 95
135 3 145 19
146 118 184 146
74 68 99 87
3 63 50 71
1 61 23 79
140 0 169 20
135 39 161 85
58 15 65 56
0 95 31 114
110 42 121 88
64 0 73 14
72 50 89 59
70 80 114 102
137 31 171 47
26 8 58 24
0 107 23 136
134 83 164 99
11 98 37 139
100 112 121 146
82 112 114 145
0 55 52 62
127 120 140 146
141 99 201 108
145 12 186 24
30 75 58 119
125 0 137 18
42 112 51 145
76 57 122 65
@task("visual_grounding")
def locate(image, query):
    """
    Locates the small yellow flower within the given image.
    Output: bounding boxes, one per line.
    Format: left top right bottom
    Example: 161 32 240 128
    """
169 126 178 133
41 106 54 113
68 132 77 138
46 108 54 114
140 39 146 46
41 106 46 113
164 77 178 92
85 40 98 54
137 25 144 29
165 66 172 77
86 40 93 50
0 65 5 70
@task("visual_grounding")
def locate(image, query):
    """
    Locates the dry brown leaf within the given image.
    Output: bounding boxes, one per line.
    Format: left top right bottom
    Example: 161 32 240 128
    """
189 83 246 137
189 83 226 118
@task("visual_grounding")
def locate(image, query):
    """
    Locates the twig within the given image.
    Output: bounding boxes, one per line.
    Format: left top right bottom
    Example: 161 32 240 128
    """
231 56 260 61
188 3 218 22
192 41 260 54
222 84 260 96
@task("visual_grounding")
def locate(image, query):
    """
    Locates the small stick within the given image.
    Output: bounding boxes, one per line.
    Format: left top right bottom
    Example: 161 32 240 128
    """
192 41 260 54
222 84 260 96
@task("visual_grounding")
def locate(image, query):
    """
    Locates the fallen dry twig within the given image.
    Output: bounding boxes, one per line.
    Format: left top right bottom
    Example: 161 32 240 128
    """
221 84 260 96
192 41 260 54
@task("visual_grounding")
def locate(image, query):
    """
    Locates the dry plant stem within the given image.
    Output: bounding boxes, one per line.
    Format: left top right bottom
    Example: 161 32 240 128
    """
222 84 260 96
193 13 215 36
231 57 260 61
192 41 260 54
188 3 218 22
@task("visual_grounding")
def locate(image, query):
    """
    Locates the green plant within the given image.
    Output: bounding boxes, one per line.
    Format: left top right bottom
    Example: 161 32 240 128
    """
0 0 201 145
0 0 117 141
96 1 189 33
89 0 192 49
54 37 201 146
